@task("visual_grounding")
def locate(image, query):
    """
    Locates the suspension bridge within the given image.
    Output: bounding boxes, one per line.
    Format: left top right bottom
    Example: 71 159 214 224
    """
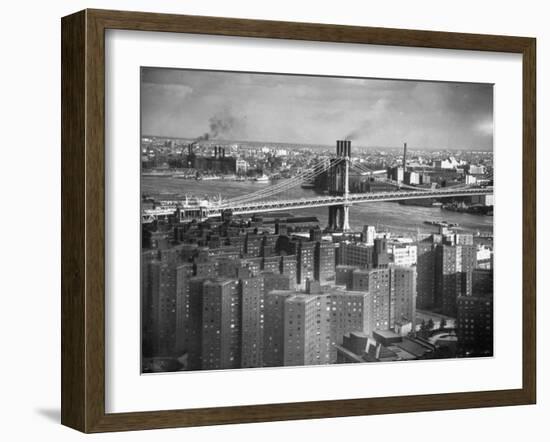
143 140 493 232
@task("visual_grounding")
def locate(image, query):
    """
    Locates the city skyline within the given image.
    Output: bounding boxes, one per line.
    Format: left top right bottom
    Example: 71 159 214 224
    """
141 68 494 151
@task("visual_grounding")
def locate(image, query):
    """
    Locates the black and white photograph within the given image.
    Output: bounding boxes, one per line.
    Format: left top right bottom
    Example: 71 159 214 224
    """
140 67 494 374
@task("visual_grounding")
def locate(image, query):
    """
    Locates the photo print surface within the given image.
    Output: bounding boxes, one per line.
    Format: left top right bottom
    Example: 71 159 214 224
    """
140 67 494 374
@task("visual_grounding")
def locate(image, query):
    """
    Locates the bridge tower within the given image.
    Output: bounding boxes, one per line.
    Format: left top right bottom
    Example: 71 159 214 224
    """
327 140 351 232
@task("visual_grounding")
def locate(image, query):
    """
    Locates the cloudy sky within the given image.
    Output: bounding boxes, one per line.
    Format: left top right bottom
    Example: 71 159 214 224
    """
141 67 493 150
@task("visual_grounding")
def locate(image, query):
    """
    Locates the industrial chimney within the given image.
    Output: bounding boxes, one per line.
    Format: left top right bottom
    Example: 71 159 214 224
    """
403 142 407 172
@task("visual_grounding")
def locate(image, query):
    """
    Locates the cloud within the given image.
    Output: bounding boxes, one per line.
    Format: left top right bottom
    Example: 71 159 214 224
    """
476 119 494 137
140 67 493 150
142 83 193 102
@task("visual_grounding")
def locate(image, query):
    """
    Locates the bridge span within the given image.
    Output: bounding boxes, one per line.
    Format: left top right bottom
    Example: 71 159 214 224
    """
141 186 493 224
142 140 493 231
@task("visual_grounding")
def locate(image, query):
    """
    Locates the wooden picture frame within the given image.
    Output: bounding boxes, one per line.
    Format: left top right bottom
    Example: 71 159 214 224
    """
61 9 536 433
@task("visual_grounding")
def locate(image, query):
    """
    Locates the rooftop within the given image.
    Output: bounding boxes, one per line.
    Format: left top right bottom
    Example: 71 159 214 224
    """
373 329 401 339
395 338 434 358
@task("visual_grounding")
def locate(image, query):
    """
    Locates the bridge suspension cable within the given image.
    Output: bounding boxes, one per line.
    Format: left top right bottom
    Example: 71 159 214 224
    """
221 157 342 206
223 159 336 204
350 162 376 174
222 161 329 204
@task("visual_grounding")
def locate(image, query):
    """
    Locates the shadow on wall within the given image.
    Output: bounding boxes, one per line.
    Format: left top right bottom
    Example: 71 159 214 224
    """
35 408 60 423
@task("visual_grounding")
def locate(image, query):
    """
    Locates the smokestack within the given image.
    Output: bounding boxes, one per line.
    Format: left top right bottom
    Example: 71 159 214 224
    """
346 140 351 157
403 142 407 172
214 146 218 158
336 140 341 156
222 148 226 158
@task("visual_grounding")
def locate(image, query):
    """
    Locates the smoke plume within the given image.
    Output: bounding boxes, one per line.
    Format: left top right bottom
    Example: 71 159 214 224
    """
194 109 246 142
344 119 373 141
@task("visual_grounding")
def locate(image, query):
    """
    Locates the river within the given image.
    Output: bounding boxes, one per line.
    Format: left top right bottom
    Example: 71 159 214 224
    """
142 177 493 237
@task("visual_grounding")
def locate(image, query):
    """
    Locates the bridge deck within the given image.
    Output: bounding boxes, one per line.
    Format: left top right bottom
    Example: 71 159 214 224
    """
143 186 493 222
213 187 492 215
